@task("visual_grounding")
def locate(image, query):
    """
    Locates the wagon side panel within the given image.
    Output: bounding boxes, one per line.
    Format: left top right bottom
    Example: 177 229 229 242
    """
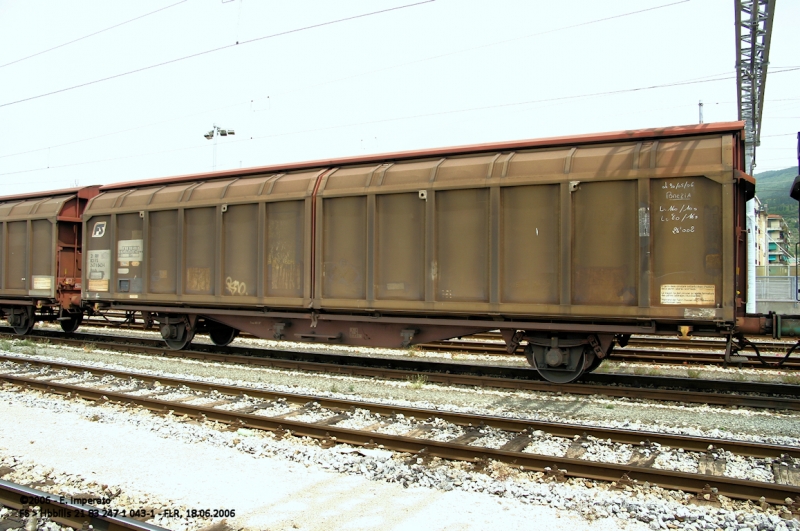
83 172 317 310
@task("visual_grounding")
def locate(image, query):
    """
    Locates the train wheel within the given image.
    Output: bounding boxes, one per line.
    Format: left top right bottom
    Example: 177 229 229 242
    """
209 324 238 347
59 311 83 333
525 342 590 384
160 316 195 350
583 351 604 373
9 309 34 336
161 331 194 350
13 322 34 336
164 330 195 350
534 351 588 383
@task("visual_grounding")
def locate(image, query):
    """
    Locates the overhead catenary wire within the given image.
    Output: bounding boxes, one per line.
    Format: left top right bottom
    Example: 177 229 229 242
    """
0 0 189 69
0 0 436 109
0 0 695 161
0 100 249 160
2 3 797 185
5 68 797 181
243 66 800 141
2 65 794 166
295 0 694 96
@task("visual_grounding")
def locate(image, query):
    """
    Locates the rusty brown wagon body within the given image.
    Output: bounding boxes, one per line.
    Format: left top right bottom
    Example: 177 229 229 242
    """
79 122 754 381
0 186 100 333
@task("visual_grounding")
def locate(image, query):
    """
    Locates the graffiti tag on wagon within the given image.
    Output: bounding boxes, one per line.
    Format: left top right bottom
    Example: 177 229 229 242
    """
663 180 694 201
225 277 247 296
658 179 700 235
659 204 698 223
662 181 695 190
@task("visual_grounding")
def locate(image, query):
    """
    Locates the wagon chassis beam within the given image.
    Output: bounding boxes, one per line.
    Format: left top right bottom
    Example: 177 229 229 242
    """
107 303 658 335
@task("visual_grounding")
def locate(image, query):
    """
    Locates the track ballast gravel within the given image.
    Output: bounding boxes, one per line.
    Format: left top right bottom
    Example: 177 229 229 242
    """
2 336 800 530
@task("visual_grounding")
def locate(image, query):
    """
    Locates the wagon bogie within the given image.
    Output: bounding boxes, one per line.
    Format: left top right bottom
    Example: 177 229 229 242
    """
523 334 603 383
156 314 196 350
3 306 34 335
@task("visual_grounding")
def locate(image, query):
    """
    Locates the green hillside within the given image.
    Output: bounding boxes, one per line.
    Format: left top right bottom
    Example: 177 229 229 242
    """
754 166 799 252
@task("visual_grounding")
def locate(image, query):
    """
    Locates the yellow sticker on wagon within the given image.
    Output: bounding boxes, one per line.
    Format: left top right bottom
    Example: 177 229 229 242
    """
660 284 715 305
88 279 109 292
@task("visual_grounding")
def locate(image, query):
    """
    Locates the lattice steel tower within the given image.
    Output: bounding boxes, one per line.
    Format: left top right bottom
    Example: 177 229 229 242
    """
735 0 775 175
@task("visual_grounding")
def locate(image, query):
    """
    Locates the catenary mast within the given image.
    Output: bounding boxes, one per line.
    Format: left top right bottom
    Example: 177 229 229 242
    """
736 0 775 313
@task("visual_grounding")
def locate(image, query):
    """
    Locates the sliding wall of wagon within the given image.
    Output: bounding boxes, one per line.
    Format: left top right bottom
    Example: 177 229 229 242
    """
0 193 92 301
314 132 738 323
82 171 319 308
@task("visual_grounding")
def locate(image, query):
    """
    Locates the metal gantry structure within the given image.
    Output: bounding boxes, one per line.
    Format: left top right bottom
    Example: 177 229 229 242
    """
735 0 776 175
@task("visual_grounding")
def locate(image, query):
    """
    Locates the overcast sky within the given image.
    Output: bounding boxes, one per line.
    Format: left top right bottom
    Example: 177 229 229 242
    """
0 0 797 197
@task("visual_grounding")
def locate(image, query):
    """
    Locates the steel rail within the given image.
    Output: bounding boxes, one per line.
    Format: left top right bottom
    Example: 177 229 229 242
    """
2 371 799 505
3 330 800 410
0 479 169 531
1 353 796 459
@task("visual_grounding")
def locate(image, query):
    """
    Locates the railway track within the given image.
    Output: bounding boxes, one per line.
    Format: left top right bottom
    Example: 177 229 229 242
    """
0 478 168 531
3 328 800 410
71 315 800 369
2 353 800 507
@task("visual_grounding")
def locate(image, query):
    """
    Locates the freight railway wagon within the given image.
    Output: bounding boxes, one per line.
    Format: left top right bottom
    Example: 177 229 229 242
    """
78 122 755 382
0 186 100 334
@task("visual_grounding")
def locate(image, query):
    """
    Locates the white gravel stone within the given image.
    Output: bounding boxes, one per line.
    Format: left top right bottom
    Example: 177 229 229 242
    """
723 454 775 482
524 435 570 457
582 439 633 464
652 452 699 473
470 430 513 449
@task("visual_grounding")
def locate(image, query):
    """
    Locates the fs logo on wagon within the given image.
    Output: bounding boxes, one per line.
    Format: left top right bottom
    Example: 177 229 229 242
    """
91 221 107 238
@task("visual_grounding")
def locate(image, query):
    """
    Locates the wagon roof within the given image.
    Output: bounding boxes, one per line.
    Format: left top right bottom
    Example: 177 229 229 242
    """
0 185 101 203
100 121 745 191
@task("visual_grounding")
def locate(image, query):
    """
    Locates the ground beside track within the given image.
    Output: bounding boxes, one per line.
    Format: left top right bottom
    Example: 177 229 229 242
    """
2 334 800 530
